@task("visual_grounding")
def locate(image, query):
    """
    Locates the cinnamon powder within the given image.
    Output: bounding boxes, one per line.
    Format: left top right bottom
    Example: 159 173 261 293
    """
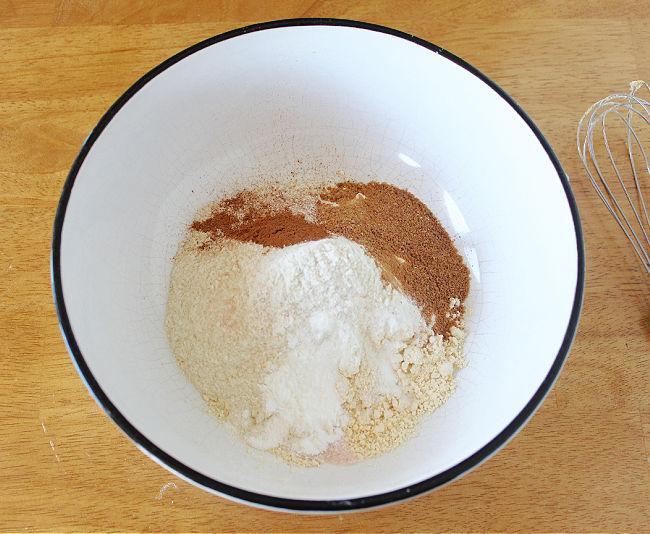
191 192 329 248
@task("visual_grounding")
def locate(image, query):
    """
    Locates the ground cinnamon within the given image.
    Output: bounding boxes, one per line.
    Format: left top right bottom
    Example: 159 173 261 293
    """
191 192 329 247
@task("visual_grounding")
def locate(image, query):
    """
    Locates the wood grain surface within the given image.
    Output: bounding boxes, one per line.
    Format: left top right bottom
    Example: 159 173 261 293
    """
1 1 648 531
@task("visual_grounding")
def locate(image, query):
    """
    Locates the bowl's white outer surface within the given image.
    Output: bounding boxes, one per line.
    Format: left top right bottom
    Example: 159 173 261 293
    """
53 19 584 511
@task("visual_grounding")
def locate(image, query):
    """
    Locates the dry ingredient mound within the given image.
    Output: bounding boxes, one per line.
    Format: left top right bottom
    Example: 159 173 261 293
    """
165 178 470 465
318 182 469 338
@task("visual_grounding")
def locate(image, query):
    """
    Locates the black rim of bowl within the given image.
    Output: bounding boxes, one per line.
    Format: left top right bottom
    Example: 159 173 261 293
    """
51 17 585 512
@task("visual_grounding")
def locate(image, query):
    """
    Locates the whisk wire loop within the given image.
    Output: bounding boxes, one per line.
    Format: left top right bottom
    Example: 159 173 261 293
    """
577 81 650 275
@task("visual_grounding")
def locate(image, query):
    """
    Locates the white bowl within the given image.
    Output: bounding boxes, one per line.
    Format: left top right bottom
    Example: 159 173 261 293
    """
52 19 584 512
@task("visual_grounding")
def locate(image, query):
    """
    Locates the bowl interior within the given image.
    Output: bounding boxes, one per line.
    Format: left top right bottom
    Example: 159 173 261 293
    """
57 24 579 505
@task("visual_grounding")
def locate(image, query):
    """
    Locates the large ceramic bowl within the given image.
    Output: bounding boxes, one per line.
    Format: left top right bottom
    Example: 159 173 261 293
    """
52 19 584 512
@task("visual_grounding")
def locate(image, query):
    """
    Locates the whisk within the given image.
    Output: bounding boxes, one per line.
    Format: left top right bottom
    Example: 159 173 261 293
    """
577 80 650 275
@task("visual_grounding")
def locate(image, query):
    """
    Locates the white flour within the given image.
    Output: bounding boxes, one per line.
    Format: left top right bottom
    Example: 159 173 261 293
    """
166 235 428 456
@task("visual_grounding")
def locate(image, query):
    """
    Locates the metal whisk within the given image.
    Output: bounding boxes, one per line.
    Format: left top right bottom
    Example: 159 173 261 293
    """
577 80 650 275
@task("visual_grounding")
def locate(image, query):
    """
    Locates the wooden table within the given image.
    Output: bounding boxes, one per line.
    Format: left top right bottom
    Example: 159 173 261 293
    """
2 2 648 531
